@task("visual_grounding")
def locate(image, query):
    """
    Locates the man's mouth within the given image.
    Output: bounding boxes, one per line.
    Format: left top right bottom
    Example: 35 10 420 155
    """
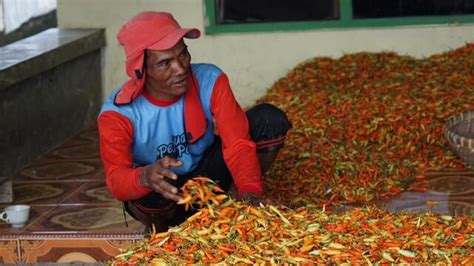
173 77 188 87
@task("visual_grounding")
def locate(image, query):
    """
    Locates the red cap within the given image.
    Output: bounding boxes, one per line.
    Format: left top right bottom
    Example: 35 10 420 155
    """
115 11 201 104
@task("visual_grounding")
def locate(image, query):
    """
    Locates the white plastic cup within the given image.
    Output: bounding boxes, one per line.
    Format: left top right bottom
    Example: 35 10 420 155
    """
0 205 30 228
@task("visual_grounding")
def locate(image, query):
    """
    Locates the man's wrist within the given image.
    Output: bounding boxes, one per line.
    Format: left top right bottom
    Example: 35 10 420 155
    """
237 183 263 198
137 166 149 188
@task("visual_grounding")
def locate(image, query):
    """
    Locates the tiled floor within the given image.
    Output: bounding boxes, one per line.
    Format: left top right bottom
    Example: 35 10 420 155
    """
1 125 473 263
0 125 144 263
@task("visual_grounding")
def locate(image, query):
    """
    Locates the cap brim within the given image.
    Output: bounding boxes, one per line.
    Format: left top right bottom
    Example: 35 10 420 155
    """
147 28 201 51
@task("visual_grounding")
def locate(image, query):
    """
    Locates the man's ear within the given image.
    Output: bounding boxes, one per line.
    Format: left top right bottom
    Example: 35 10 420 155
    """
138 51 147 80
134 69 143 80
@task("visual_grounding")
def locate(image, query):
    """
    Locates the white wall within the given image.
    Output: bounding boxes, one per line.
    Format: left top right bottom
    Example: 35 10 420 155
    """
57 0 474 107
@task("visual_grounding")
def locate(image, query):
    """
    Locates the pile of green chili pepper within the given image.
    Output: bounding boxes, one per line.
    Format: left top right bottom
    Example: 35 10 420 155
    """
259 44 473 206
112 178 474 264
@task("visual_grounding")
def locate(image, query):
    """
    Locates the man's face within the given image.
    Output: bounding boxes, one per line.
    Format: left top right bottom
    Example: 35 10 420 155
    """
144 40 191 101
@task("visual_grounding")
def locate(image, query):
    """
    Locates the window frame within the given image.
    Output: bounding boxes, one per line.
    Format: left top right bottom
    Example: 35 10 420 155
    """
203 0 474 34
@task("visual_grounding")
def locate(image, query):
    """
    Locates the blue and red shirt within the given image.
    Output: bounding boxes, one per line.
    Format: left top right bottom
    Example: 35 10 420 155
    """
98 64 262 200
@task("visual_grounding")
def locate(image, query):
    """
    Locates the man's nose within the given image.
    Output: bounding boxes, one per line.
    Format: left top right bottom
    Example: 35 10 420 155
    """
172 58 187 75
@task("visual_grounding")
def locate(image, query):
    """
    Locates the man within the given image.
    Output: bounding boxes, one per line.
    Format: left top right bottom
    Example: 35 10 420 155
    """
98 11 291 231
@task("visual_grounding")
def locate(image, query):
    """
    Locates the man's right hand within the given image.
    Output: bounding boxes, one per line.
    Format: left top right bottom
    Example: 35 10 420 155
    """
139 156 183 202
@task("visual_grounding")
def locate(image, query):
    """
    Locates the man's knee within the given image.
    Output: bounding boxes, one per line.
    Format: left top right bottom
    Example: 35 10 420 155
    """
124 200 190 232
246 103 292 150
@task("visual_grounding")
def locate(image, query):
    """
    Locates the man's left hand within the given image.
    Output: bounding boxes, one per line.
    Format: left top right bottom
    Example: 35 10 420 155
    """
240 193 279 206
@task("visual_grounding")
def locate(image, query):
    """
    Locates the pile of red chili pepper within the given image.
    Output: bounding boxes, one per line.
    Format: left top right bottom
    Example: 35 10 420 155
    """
259 44 473 206
112 178 474 264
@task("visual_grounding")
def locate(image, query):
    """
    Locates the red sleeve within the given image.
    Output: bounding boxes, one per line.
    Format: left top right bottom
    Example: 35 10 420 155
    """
97 111 152 201
211 74 263 197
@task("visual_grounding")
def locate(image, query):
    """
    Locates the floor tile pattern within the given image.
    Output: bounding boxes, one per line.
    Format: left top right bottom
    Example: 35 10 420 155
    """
0 125 144 263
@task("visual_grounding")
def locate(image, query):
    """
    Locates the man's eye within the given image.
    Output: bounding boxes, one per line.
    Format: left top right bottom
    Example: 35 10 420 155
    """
157 60 170 68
